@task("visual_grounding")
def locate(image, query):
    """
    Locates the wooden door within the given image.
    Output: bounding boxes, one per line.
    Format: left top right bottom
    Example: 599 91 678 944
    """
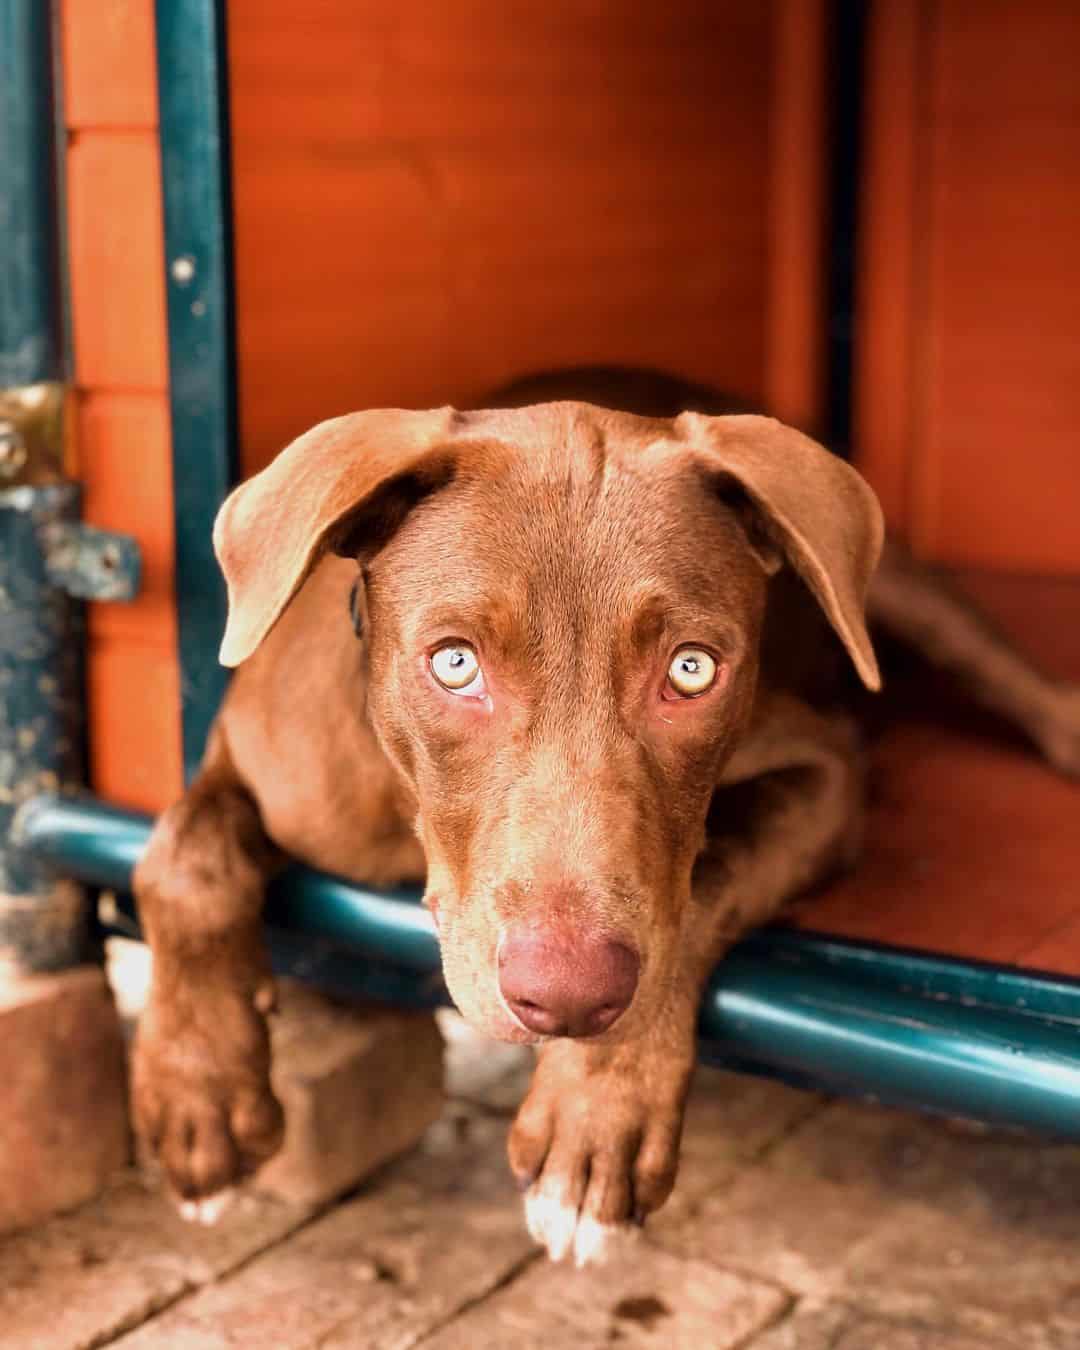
855 0 1080 572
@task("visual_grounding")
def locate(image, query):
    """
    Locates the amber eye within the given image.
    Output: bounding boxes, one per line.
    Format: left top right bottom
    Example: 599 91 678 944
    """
667 647 718 697
430 643 481 692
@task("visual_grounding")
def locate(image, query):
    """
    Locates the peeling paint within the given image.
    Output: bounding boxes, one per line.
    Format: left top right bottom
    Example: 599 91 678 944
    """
0 483 88 966
1 480 140 969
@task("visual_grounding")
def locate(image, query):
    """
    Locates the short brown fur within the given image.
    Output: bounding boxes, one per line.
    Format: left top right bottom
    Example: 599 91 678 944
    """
132 371 1080 1238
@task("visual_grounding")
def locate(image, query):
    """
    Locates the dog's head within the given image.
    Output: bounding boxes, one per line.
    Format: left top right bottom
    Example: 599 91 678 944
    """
215 403 882 1042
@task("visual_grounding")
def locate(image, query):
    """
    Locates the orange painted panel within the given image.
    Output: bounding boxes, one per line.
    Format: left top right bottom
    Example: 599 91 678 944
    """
764 0 828 433
852 0 922 528
87 638 183 814
233 139 770 465
916 0 1080 570
78 391 176 646
66 131 168 391
855 0 1080 572
227 1 785 476
228 3 772 150
60 1 184 808
60 0 158 129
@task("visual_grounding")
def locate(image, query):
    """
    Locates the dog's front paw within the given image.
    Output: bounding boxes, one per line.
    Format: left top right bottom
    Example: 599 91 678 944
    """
131 981 284 1215
507 1039 692 1267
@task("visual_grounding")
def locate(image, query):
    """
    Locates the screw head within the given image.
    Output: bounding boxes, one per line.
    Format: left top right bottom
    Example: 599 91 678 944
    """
171 254 197 285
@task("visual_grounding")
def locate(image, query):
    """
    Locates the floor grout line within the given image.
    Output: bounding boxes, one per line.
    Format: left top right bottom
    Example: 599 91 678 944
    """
406 1250 545 1349
731 1291 801 1350
92 1192 340 1347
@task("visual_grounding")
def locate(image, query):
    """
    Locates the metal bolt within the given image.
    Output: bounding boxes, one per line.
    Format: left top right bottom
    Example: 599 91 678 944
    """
171 254 197 285
0 420 28 479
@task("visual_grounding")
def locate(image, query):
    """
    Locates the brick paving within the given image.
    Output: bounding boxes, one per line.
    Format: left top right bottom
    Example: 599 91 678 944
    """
3 1013 1078 1349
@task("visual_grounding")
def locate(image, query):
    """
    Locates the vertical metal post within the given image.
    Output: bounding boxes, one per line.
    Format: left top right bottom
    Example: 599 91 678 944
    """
0 2 74 973
0 2 140 974
155 0 239 779
0 1 63 390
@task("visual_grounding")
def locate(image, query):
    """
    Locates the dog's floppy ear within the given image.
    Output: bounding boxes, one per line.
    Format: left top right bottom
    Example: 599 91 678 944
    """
676 412 885 690
214 407 462 667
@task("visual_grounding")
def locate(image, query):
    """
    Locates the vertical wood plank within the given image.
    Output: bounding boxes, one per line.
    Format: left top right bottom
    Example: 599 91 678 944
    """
916 0 1080 570
60 0 158 129
855 0 1080 571
851 0 928 531
763 0 828 434
65 133 169 391
59 0 183 809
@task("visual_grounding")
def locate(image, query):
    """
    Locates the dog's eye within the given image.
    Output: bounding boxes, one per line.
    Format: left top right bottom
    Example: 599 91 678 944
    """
667 647 718 697
430 643 482 692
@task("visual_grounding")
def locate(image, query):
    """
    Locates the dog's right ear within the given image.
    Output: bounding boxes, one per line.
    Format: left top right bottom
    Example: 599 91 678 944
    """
214 408 467 667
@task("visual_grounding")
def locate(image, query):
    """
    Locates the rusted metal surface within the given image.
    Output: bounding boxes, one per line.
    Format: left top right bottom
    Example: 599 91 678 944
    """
0 383 65 487
0 480 139 973
41 519 141 602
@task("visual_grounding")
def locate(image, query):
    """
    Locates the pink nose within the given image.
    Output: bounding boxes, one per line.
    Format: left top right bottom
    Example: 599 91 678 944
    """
498 927 640 1037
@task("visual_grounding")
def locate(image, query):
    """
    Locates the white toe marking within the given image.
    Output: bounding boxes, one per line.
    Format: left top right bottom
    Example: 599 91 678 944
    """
573 1216 640 1268
178 1188 235 1227
525 1187 642 1267
572 1213 616 1268
524 1186 578 1262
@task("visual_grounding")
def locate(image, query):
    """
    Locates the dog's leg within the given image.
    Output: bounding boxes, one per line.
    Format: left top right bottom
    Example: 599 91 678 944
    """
509 698 861 1266
131 728 285 1218
870 540 1080 775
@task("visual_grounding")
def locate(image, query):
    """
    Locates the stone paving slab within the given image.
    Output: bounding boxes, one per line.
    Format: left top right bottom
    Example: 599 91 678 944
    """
111 1112 535 1350
765 1097 1080 1229
670 1066 824 1212
767 1096 1080 1347
0 966 129 1236
256 982 444 1207
0 1171 313 1350
418 1243 790 1350
8 1050 1079 1350
839 1198 1080 1350
655 1096 1080 1350
746 1302 1016 1350
649 1165 895 1299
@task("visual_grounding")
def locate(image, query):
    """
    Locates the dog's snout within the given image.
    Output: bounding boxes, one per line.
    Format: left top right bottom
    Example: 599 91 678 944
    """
498 927 640 1038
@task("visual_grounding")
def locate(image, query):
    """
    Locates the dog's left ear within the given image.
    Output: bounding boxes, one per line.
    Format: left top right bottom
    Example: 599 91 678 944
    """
676 412 884 691
213 407 466 667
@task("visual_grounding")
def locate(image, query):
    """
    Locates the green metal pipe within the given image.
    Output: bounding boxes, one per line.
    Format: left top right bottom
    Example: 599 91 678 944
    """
16 792 1080 1137
15 794 438 969
703 951 1080 1137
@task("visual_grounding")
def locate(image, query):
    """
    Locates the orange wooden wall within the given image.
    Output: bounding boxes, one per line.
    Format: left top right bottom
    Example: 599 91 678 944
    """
59 0 183 812
228 0 828 476
59 0 826 813
855 0 1080 573
55 1 1077 822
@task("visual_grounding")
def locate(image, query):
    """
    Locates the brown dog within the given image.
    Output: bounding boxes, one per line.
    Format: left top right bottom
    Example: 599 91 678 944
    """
131 370 1080 1267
